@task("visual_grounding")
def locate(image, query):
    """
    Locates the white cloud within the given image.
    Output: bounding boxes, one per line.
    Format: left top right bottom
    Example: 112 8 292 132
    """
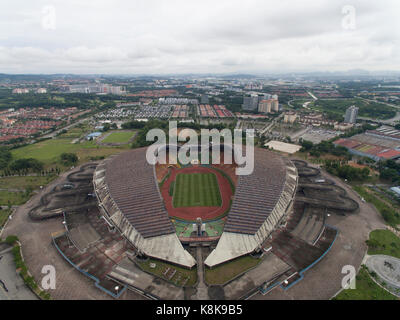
0 0 399 74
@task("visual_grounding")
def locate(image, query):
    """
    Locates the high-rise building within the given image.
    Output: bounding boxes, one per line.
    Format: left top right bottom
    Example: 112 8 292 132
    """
344 105 359 123
271 99 279 112
243 93 279 113
258 100 272 113
201 94 209 104
242 94 259 111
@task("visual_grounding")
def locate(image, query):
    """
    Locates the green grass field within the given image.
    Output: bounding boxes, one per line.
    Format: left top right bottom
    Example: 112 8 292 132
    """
367 229 400 259
0 175 57 190
11 137 127 169
173 173 221 208
102 131 136 144
0 190 31 206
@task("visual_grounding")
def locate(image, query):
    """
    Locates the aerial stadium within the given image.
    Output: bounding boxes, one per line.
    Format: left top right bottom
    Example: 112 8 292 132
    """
93 144 297 269
21 143 360 299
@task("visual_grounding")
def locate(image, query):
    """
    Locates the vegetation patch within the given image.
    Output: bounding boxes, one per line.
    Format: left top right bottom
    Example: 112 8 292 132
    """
3 236 51 300
136 258 197 287
0 209 12 228
102 131 136 144
0 190 34 206
205 255 261 285
366 229 400 259
169 180 175 196
353 186 400 227
311 98 396 120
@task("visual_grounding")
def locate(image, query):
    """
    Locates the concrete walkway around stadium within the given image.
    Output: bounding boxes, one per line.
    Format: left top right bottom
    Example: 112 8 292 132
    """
252 168 387 300
0 244 38 300
191 247 209 300
1 164 146 300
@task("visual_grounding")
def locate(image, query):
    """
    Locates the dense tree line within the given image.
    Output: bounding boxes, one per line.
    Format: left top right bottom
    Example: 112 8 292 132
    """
377 159 400 184
0 147 12 169
60 153 78 166
9 158 44 173
0 146 50 176
300 139 350 158
323 160 370 182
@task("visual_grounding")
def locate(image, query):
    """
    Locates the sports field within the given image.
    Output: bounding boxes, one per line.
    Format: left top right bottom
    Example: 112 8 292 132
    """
101 131 136 144
173 173 222 208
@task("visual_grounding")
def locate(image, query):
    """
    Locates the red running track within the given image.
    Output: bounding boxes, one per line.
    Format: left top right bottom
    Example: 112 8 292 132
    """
160 166 234 222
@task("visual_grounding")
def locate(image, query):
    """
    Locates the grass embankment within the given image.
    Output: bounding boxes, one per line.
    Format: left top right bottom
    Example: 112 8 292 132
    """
205 256 261 285
0 209 12 228
353 186 400 227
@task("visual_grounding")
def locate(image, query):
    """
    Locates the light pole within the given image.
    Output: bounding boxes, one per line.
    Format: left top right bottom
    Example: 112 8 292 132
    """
115 285 119 297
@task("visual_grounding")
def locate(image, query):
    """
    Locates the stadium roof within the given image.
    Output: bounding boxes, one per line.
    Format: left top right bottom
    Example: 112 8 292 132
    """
105 148 174 238
205 150 298 267
224 148 288 235
93 147 196 268
94 146 298 268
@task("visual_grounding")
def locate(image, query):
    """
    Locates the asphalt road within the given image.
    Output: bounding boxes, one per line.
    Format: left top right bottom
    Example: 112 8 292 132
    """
0 246 37 300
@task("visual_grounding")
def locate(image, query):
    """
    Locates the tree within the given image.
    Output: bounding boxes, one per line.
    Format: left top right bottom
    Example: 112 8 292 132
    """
0 147 12 169
103 123 111 131
300 139 313 151
60 153 78 166
380 168 399 182
9 158 43 173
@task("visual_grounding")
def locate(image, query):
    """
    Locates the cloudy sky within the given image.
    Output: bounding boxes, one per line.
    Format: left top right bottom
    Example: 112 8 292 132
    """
0 0 399 74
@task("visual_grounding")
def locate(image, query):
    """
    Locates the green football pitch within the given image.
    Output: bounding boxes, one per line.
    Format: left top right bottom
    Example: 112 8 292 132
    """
172 173 222 208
